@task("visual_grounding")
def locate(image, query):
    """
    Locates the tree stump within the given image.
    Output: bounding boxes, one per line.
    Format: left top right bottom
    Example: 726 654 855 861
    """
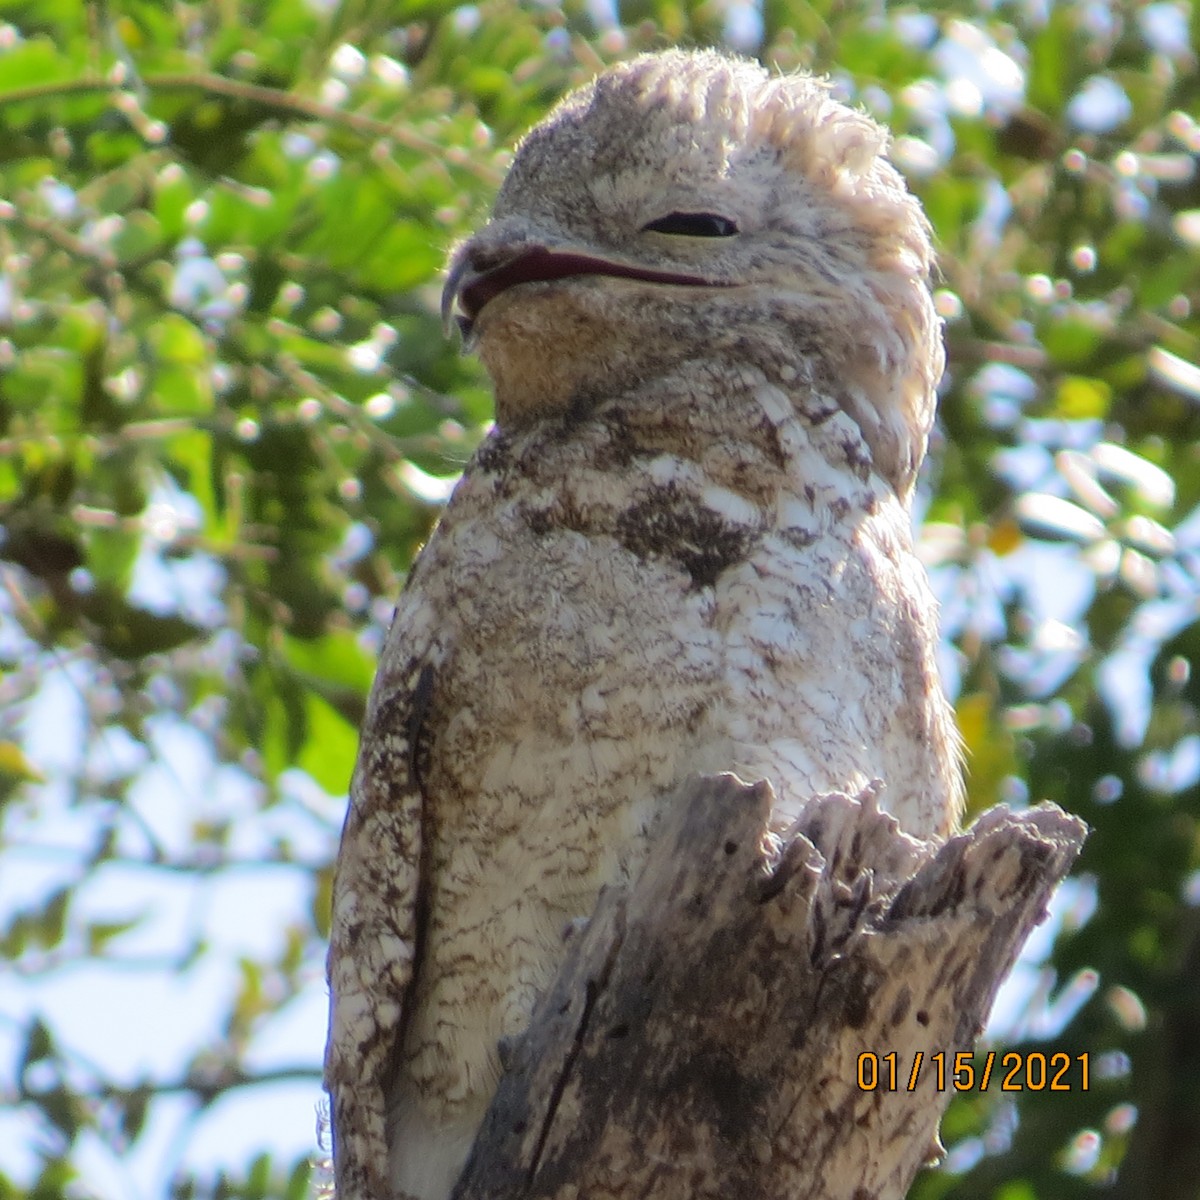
453 775 1087 1200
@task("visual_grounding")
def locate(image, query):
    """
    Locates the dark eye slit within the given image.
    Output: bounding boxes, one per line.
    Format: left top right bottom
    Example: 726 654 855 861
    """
642 212 739 237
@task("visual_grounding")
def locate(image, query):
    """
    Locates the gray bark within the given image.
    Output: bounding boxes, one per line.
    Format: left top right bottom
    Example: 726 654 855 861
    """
452 775 1087 1200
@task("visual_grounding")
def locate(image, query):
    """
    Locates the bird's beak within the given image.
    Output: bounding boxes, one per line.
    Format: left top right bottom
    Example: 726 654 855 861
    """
442 243 730 349
441 251 479 348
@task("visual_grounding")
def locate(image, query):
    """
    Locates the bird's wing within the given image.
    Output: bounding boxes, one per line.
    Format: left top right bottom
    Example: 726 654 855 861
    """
325 659 435 1200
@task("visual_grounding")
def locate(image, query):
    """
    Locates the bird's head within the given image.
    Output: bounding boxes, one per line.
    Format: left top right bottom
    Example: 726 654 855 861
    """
444 49 943 499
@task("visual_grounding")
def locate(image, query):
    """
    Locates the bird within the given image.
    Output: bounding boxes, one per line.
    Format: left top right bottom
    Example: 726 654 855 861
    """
324 47 963 1200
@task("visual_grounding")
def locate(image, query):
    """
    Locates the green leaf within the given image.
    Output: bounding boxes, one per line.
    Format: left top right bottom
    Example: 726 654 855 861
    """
0 37 66 92
19 1018 55 1074
282 628 375 695
86 917 142 953
1026 6 1077 113
164 428 219 534
0 740 45 785
296 692 358 794
83 590 204 658
1054 375 1111 419
1042 318 1104 369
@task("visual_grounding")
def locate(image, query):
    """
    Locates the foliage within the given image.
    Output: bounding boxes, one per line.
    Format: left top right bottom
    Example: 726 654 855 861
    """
0 1 1197 1197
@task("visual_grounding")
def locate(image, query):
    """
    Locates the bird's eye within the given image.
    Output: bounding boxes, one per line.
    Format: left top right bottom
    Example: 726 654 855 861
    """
641 212 739 238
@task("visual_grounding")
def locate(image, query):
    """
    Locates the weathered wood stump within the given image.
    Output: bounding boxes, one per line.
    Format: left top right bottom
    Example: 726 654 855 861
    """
454 774 1087 1200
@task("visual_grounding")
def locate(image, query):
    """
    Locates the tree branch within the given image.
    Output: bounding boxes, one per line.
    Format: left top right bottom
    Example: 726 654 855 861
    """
455 775 1087 1200
0 73 502 183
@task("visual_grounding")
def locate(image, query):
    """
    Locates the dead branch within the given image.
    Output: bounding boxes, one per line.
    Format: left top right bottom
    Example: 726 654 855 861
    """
453 775 1087 1200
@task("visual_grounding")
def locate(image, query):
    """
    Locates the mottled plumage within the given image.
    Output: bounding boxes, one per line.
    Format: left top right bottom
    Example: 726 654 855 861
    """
325 48 962 1200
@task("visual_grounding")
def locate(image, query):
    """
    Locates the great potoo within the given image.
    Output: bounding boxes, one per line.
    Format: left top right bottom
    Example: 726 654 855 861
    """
325 47 963 1200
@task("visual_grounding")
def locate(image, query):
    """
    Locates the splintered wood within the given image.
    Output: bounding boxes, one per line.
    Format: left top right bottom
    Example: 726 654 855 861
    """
454 775 1086 1200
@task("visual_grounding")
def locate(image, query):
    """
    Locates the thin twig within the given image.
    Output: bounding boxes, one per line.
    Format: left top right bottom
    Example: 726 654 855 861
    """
0 71 503 184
